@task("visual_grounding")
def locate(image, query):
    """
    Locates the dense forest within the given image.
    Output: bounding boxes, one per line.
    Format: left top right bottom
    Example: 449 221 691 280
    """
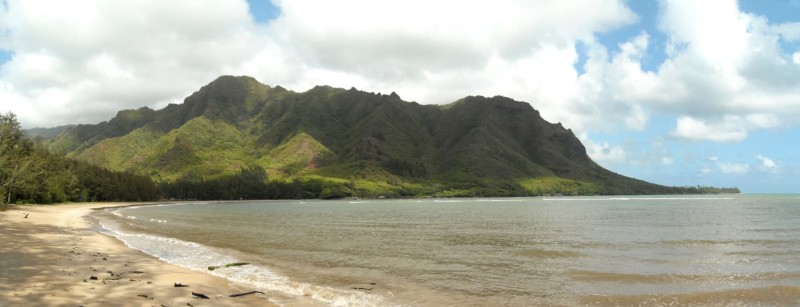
2 105 740 205
1 112 158 205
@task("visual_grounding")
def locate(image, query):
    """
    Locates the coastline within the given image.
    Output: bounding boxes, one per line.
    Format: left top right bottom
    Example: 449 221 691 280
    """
0 202 279 306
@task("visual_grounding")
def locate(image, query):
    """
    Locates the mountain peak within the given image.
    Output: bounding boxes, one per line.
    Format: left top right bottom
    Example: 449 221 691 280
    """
46 75 676 196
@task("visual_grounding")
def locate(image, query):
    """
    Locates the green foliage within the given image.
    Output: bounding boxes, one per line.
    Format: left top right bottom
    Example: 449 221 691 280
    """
1 112 159 204
518 177 600 196
24 125 74 140
160 166 354 200
261 132 332 178
1 112 34 204
45 76 739 198
672 185 741 194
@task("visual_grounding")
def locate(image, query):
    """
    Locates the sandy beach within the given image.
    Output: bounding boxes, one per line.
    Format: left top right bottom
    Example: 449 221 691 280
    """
0 203 278 307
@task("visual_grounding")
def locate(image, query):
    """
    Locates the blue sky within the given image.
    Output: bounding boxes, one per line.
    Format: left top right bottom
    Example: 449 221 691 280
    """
585 0 800 193
1 0 799 193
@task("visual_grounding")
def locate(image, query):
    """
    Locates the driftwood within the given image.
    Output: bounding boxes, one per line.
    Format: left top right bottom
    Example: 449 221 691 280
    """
23 213 28 218
353 282 376 290
191 292 210 299
229 291 264 297
207 262 249 271
174 283 189 287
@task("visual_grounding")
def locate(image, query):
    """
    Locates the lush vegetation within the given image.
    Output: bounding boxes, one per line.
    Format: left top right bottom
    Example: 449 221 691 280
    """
673 185 741 194
32 75 740 200
1 112 159 205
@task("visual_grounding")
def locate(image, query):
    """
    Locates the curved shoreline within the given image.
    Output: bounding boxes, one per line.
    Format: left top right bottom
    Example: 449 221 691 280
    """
0 202 281 306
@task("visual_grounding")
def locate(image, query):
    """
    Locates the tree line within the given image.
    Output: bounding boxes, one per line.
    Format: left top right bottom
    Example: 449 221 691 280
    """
2 111 741 205
1 112 158 205
1 112 349 204
159 166 350 200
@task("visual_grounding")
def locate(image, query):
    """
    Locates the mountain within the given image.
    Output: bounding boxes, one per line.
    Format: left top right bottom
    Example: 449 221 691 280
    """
46 75 679 197
24 125 75 140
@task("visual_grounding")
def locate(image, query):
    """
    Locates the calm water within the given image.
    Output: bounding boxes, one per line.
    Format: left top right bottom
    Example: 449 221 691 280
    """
93 196 800 306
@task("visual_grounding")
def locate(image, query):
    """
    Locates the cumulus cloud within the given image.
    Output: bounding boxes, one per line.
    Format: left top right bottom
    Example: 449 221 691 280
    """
707 155 750 174
0 0 268 127
0 0 643 129
642 0 800 141
717 161 750 174
757 154 777 171
581 134 628 165
670 114 778 142
0 0 799 150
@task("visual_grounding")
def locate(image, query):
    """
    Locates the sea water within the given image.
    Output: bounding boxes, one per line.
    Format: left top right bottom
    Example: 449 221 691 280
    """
91 196 800 306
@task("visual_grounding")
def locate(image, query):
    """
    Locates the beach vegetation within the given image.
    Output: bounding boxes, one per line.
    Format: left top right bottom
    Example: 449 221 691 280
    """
1 112 159 205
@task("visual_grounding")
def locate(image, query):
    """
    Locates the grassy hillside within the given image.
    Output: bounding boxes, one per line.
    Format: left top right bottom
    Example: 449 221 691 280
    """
47 75 694 197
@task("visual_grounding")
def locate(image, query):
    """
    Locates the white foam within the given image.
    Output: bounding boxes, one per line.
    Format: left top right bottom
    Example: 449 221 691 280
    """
542 197 735 201
97 219 388 306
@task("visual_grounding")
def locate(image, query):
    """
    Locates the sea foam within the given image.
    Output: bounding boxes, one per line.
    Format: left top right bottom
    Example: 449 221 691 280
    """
96 218 388 307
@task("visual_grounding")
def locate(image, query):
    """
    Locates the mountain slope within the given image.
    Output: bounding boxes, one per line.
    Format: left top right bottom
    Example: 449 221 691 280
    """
47 75 676 196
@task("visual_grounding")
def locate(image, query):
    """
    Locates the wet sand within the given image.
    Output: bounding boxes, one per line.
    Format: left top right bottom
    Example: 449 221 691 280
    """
0 203 278 306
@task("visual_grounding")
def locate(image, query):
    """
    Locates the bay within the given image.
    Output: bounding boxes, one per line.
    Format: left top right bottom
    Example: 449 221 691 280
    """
93 195 800 306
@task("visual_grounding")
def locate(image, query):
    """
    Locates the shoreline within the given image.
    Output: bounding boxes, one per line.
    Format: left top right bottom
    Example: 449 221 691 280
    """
0 202 281 306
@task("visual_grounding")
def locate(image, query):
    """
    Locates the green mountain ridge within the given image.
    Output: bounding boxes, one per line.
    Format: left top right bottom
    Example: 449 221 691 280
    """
45 75 711 197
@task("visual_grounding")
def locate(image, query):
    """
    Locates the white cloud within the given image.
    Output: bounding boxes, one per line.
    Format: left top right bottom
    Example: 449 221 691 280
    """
661 157 674 165
0 0 267 127
704 155 750 174
0 0 799 151
0 0 645 130
671 114 780 142
717 161 750 174
580 134 628 165
671 116 747 142
555 0 800 144
757 154 777 170
772 22 800 41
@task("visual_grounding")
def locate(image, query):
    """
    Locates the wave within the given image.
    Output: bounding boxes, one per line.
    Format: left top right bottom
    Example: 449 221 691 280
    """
542 197 735 201
96 218 388 307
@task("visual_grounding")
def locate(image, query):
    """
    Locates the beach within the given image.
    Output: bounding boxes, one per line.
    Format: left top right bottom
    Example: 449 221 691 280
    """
0 203 277 307
6 198 800 306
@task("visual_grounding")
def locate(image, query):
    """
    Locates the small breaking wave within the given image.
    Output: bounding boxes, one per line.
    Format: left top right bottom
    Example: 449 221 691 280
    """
96 219 388 306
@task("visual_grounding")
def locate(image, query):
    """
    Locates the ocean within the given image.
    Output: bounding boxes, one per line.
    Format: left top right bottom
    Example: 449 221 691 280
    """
91 195 800 306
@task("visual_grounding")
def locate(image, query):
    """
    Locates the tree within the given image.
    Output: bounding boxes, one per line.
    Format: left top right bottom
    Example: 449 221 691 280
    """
0 112 34 204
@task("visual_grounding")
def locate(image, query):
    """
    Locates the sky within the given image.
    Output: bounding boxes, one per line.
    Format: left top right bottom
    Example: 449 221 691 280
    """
1 0 799 194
